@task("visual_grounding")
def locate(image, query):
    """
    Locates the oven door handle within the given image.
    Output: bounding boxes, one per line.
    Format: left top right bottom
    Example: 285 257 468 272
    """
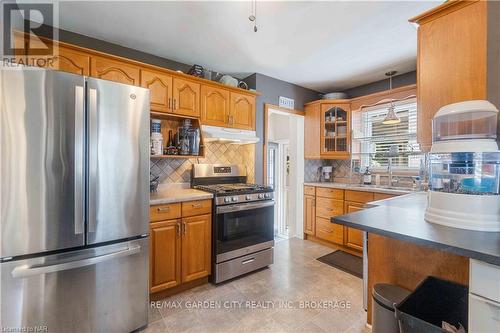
216 200 275 214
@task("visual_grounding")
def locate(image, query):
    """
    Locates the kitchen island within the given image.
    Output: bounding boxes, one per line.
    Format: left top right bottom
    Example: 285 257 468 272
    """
332 192 500 329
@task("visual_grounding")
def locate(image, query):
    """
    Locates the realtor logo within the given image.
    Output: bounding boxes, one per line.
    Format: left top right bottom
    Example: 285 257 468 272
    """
2 1 58 66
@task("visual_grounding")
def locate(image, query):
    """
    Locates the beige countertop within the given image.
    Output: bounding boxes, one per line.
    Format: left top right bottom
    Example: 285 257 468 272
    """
303 182 416 195
150 188 213 205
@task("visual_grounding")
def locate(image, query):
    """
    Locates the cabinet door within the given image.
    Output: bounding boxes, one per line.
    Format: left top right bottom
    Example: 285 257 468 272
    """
150 220 181 293
50 47 90 76
416 1 487 151
181 214 211 283
304 103 321 159
229 92 255 130
201 85 230 127
344 202 364 251
320 103 350 159
172 78 200 117
141 69 173 113
90 56 140 86
315 217 344 245
304 195 315 235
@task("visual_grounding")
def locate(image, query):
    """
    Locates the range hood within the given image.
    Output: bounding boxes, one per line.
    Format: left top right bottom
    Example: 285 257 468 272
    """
201 125 260 144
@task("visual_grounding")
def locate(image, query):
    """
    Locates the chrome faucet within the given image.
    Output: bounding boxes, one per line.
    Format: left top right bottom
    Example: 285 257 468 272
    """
388 157 395 187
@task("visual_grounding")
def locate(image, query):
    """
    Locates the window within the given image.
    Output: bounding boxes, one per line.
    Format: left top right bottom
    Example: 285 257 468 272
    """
352 98 422 169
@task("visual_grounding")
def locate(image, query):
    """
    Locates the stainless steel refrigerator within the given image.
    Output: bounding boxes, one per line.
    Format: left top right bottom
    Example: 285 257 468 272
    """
1 67 150 332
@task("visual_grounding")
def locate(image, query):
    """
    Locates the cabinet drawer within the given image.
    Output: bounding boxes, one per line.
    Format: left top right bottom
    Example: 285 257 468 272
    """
315 217 344 245
469 293 500 333
182 199 212 217
304 185 316 196
316 187 344 199
150 203 181 222
373 193 396 201
345 190 374 203
316 197 343 218
470 259 500 303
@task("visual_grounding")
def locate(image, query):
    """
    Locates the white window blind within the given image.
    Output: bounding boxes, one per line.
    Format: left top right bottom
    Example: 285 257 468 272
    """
352 98 421 169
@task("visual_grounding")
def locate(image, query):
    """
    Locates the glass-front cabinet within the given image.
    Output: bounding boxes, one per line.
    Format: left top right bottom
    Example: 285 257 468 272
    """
320 102 351 158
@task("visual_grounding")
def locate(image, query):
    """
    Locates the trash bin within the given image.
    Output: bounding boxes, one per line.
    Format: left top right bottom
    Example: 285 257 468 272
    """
372 283 411 333
395 276 468 333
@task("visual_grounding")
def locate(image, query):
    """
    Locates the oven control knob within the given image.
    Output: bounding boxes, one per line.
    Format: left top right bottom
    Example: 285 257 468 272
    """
258 194 264 199
264 193 271 199
224 197 231 203
246 195 252 201
232 196 238 202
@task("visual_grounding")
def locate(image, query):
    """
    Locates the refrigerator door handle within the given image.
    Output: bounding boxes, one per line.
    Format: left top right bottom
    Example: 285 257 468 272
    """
11 245 141 279
88 87 98 233
74 85 85 235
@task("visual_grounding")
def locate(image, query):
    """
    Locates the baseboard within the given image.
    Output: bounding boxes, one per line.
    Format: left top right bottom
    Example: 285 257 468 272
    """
150 277 209 301
305 234 363 258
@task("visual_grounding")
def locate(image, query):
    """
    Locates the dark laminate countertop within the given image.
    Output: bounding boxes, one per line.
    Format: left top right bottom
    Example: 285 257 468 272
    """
332 192 500 266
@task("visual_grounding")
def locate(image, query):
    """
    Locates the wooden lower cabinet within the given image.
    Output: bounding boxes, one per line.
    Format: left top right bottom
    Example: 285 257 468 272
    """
149 202 212 294
304 194 315 235
150 219 181 293
344 201 365 251
181 214 211 283
304 186 400 255
316 217 344 245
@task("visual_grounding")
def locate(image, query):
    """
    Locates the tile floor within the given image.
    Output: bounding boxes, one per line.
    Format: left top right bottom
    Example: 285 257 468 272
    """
143 238 370 333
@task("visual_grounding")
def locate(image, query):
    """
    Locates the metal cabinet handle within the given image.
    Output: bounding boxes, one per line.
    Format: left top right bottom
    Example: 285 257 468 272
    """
88 87 98 233
241 258 255 265
192 203 202 209
168 97 172 109
173 99 177 110
11 245 141 279
74 85 85 235
176 223 181 237
157 207 170 212
182 222 187 235
320 228 333 234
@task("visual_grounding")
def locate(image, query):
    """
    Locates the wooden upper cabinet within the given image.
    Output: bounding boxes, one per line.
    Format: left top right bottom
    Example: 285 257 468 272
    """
140 69 173 113
181 214 211 283
230 92 255 130
201 85 230 127
411 0 488 152
91 56 140 86
320 102 351 159
150 219 181 293
48 47 90 76
304 195 315 236
304 103 321 159
172 78 200 117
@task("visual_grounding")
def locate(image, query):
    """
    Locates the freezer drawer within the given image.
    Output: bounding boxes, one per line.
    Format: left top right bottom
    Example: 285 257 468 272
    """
469 293 500 333
1 238 148 333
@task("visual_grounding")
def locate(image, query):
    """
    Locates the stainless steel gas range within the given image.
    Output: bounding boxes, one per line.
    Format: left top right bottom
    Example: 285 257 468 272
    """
192 164 275 283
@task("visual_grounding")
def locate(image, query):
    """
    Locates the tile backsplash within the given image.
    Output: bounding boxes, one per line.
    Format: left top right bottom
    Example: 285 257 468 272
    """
151 142 255 184
304 160 353 183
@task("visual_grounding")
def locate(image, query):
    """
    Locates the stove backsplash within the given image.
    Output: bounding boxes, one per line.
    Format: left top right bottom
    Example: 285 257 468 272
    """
304 160 354 183
151 142 255 184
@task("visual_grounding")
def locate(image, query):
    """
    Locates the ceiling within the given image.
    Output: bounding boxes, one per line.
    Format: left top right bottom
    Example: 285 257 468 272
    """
51 1 438 92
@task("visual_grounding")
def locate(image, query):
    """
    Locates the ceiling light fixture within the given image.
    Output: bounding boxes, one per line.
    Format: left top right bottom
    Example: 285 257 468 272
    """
382 71 401 125
248 0 258 32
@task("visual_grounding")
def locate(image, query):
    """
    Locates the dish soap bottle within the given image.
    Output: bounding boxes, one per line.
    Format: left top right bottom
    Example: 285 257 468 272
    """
363 167 372 185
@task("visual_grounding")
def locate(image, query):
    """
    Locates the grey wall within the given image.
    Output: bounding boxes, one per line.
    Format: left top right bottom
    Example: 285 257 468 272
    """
243 73 321 184
343 71 416 98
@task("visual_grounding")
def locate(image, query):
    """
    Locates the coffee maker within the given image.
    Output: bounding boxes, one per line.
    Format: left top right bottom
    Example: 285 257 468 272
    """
317 166 333 182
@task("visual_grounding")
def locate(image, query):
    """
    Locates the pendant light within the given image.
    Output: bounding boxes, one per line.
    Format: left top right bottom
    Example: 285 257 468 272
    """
248 0 258 32
382 71 401 125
